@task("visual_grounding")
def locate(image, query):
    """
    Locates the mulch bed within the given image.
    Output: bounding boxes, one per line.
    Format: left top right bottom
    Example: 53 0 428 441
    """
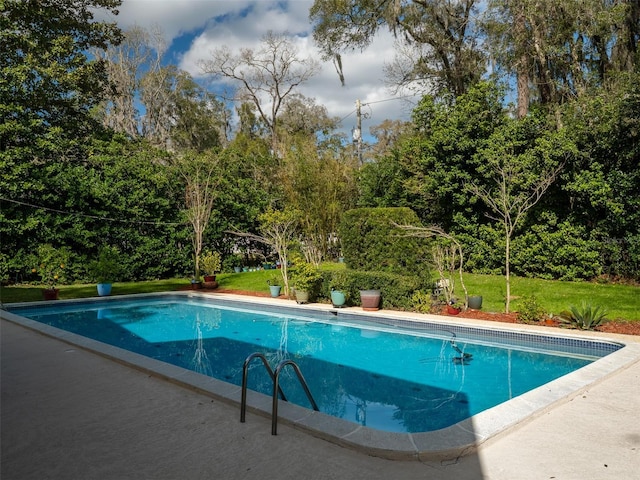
457 307 640 336
191 287 640 336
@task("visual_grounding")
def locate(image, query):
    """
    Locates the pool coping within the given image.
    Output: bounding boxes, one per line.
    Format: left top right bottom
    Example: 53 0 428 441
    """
2 291 639 461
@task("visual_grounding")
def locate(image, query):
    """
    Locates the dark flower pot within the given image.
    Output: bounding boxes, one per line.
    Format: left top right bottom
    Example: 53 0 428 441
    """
42 288 59 300
467 295 483 310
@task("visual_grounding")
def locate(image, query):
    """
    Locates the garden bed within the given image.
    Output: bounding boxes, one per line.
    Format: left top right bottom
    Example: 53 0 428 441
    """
213 289 640 336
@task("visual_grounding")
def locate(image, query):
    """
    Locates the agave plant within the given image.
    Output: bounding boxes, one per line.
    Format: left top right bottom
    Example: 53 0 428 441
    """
558 303 608 330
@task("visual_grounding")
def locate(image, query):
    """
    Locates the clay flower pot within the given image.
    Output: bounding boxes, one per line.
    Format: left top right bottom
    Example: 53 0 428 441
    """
360 289 381 311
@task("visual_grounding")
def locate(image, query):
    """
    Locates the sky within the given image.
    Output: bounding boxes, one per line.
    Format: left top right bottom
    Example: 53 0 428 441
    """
103 0 420 140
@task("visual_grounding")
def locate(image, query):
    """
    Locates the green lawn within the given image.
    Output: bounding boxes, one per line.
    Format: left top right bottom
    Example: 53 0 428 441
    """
2 268 638 322
463 273 639 322
0 278 191 304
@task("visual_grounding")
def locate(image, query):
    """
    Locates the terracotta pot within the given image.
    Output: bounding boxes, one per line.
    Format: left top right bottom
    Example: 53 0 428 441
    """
360 289 381 311
42 288 59 301
446 305 461 315
203 275 216 282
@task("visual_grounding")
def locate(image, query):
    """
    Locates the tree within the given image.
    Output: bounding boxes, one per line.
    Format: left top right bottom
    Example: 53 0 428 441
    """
142 67 229 151
199 31 320 154
177 151 223 280
484 0 639 118
0 0 123 275
231 208 302 295
93 25 157 137
1 0 122 141
396 224 468 308
310 0 485 96
278 130 358 263
466 118 570 312
95 26 229 151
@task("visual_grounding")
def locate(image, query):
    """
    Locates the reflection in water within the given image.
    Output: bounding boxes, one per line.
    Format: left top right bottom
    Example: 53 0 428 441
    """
191 311 220 376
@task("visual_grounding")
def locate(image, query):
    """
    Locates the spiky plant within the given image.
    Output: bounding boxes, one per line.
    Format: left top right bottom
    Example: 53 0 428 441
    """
558 303 608 330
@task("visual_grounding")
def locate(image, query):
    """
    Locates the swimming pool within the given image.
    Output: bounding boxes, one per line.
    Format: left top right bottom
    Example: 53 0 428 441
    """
2 293 634 459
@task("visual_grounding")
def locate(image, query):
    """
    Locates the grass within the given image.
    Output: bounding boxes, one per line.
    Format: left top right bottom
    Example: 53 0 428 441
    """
2 267 638 322
0 278 191 304
463 273 640 322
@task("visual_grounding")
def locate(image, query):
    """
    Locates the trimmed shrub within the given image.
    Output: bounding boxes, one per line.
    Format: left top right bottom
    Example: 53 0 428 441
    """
321 269 426 310
338 207 429 275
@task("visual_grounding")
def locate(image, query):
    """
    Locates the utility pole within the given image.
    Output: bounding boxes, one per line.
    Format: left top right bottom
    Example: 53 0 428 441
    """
354 99 362 165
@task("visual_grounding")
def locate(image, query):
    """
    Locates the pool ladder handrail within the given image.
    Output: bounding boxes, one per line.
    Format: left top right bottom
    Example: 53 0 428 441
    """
240 353 319 435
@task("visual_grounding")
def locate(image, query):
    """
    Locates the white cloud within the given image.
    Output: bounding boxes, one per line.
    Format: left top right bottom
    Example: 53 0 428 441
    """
109 0 417 138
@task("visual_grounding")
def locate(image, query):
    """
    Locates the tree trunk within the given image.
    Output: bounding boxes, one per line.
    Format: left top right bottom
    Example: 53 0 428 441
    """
505 228 511 314
514 9 530 118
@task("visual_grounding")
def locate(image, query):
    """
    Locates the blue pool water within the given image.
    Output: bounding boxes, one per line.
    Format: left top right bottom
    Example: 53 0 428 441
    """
9 296 621 433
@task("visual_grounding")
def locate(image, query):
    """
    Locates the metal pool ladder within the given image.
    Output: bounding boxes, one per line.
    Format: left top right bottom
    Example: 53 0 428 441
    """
240 352 319 435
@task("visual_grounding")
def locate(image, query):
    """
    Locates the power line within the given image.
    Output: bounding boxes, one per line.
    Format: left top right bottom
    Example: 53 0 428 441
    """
341 93 420 123
0 197 186 226
361 92 421 107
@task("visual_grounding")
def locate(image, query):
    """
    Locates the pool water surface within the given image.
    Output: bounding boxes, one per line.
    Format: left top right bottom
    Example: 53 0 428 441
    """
7 295 621 434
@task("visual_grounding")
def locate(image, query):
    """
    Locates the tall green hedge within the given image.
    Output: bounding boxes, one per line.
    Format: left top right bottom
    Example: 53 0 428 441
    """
338 207 429 275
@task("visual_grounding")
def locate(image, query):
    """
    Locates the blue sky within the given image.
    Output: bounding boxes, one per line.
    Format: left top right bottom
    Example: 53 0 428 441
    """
103 0 419 139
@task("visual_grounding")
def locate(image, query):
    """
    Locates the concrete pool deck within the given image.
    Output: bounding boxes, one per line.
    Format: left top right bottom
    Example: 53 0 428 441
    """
2 293 639 479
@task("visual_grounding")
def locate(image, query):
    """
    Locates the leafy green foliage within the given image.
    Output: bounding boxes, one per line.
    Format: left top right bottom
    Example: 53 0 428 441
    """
289 262 322 296
558 303 609 330
31 244 71 289
338 207 428 275
516 295 547 324
319 269 425 310
511 214 601 281
200 251 222 276
411 290 434 314
88 246 122 283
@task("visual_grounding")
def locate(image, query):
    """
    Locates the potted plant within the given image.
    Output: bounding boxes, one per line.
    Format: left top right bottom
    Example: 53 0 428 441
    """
446 300 463 315
329 270 349 308
290 262 322 304
267 274 282 298
88 246 121 296
200 250 221 282
32 244 70 300
200 250 221 288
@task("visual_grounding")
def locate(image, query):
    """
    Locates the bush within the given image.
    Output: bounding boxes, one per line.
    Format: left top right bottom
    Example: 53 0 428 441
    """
511 216 601 281
290 262 322 297
320 269 426 310
88 246 122 283
338 207 429 275
516 295 546 324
